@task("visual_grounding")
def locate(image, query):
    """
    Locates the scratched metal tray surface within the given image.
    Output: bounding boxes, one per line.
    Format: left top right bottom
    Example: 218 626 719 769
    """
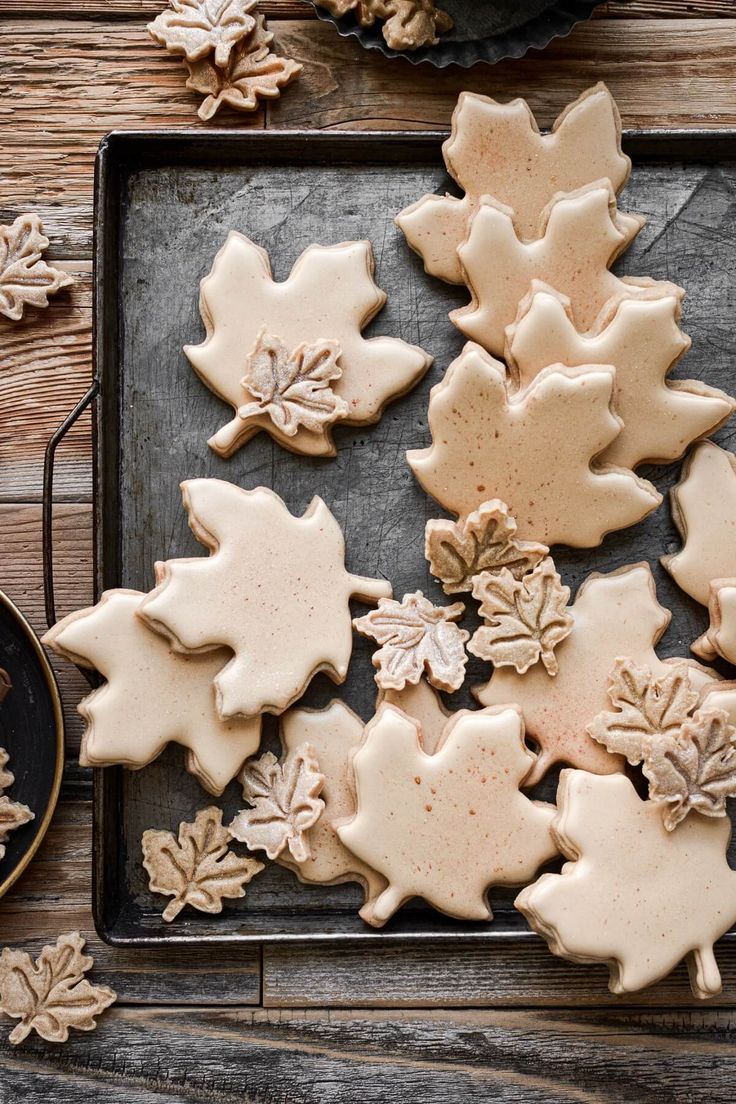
91 129 736 945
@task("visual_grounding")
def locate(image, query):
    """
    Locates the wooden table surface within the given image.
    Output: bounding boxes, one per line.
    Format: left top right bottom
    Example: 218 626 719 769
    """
2 1 736 1099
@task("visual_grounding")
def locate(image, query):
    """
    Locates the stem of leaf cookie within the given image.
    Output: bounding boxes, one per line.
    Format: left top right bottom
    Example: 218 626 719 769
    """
688 944 722 999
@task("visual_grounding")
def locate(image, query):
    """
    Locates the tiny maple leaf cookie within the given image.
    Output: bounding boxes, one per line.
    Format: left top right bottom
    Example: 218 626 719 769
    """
477 564 713 785
353 591 469 693
469 558 573 676
662 442 736 606
0 932 116 1045
186 234 430 458
277 701 387 907
142 807 263 922
693 578 736 665
185 16 302 121
0 214 73 322
516 770 736 998
337 705 557 928
140 480 391 719
229 744 325 862
425 499 548 595
317 0 452 51
397 83 630 285
43 589 261 795
148 0 257 65
506 287 734 470
451 182 678 357
407 344 661 545
0 747 34 863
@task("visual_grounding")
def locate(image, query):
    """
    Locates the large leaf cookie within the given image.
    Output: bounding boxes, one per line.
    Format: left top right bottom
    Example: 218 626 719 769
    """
396 83 630 285
662 442 736 606
185 234 431 457
451 182 677 357
477 564 713 784
337 705 557 928
43 589 261 796
140 480 391 719
506 288 734 470
407 343 661 544
516 770 736 998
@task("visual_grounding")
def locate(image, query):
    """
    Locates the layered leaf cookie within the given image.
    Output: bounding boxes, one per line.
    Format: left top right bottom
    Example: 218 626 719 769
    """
43 590 262 796
148 0 258 65
397 83 630 285
516 770 736 999
662 442 736 605
0 747 34 863
452 182 677 357
316 1 453 51
337 705 557 928
185 234 430 457
407 344 661 544
0 214 73 322
140 480 391 719
506 287 734 469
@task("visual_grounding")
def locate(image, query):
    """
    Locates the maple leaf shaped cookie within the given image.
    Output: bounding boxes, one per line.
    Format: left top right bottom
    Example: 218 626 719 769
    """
0 747 34 863
506 287 734 470
407 344 661 545
353 591 469 693
140 480 391 719
0 214 73 322
662 442 736 606
451 182 678 357
469 558 573 676
377 677 452 755
185 16 302 121
397 83 630 285
186 234 431 458
142 807 264 922
43 590 261 796
148 0 257 65
425 499 548 595
516 770 736 998
477 563 714 784
278 701 387 906
337 705 557 928
0 932 116 1045
693 578 736 666
317 1 452 51
229 744 325 862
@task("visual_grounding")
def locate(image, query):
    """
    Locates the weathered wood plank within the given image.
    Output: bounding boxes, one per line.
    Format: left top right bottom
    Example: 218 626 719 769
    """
1 1005 735 1103
0 799 262 1004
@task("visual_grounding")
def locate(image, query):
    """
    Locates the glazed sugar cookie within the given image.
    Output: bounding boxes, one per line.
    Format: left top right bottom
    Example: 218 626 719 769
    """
477 563 714 784
692 579 736 666
377 678 452 755
662 442 736 606
337 704 557 928
451 182 678 357
277 700 387 909
516 770 736 998
506 287 734 470
396 83 630 285
140 480 391 719
407 343 661 545
185 234 431 457
43 589 261 796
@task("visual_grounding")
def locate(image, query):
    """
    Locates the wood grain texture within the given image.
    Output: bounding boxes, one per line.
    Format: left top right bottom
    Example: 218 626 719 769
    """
1 1005 735 1103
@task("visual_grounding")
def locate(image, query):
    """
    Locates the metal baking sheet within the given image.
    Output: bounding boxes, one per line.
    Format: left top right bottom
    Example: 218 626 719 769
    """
92 129 736 945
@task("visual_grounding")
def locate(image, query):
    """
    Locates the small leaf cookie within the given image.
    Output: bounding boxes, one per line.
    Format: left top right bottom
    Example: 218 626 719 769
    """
353 591 469 693
0 214 73 322
469 558 573 676
693 579 736 666
337 705 557 928
397 83 630 285
0 747 34 863
140 480 391 719
477 563 714 785
142 807 263 922
229 744 325 863
0 932 116 1045
43 590 261 796
516 770 736 998
148 0 257 65
186 234 431 457
425 499 548 595
506 287 734 470
316 1 453 52
407 344 661 545
451 182 678 357
662 442 736 606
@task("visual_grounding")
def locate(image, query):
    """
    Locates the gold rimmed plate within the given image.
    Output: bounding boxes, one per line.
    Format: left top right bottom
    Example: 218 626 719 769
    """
0 588 64 901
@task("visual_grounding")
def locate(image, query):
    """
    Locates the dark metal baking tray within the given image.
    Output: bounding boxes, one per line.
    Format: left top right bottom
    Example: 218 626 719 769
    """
52 127 736 945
